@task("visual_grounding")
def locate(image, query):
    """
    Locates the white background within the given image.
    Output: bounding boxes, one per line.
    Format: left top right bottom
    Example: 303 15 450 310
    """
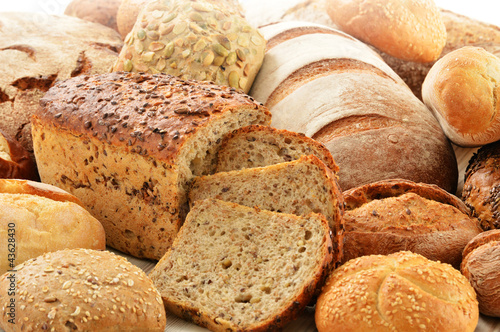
0 0 498 26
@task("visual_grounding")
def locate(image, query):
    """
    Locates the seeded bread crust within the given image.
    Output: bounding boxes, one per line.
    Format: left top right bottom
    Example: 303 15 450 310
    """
0 131 38 180
315 251 479 332
150 199 334 332
462 141 500 230
0 249 166 331
189 154 344 265
32 72 271 260
215 124 338 173
342 179 481 268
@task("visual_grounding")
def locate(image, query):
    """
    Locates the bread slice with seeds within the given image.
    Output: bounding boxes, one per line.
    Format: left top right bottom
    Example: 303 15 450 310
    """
215 125 338 173
149 198 334 332
189 154 344 262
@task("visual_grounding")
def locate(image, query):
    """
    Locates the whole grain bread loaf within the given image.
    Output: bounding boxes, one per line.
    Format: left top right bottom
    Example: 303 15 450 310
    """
0 249 166 331
0 12 122 156
463 141 500 230
461 229 500 317
31 72 271 260
250 21 458 192
189 154 344 262
342 179 481 268
150 198 334 332
316 251 479 332
0 130 38 180
113 0 265 93
215 125 338 173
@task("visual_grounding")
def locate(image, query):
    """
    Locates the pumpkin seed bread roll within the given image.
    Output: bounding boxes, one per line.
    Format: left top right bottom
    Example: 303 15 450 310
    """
113 0 266 93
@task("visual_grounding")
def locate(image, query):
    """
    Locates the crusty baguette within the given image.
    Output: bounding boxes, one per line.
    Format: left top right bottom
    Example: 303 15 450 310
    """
189 154 344 263
250 21 458 192
150 198 334 332
32 72 271 260
215 124 338 173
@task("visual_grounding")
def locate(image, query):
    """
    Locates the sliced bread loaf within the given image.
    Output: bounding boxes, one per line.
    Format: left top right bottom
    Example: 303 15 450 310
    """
189 154 344 261
149 198 334 332
215 125 338 173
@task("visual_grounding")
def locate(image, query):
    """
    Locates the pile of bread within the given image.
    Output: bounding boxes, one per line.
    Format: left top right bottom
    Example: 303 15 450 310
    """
1 0 500 331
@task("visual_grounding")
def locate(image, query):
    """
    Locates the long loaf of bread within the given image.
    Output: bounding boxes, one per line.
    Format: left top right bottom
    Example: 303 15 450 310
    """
250 21 458 192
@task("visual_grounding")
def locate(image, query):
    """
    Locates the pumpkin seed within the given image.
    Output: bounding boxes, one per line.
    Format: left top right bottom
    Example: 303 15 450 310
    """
142 51 155 62
226 33 237 41
202 50 215 66
152 10 164 19
123 59 133 72
193 39 207 52
237 35 249 47
149 42 166 52
159 23 174 35
137 29 147 41
163 42 175 57
135 42 144 54
239 77 248 90
236 49 246 61
147 23 158 31
226 52 237 65
228 71 239 88
217 35 231 50
213 43 229 57
213 56 225 66
189 12 204 22
162 12 177 23
173 21 187 35
251 35 263 46
157 58 167 71
192 2 210 12
182 49 191 58
241 25 252 33
222 21 231 30
147 31 160 40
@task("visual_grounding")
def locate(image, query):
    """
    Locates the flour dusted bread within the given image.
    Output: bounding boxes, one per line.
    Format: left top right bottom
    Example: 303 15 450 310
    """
0 249 166 331
250 21 458 192
315 251 479 332
0 130 37 180
64 0 121 31
150 198 334 332
0 179 105 275
342 179 481 268
189 154 344 261
215 125 338 173
32 72 271 260
0 12 122 156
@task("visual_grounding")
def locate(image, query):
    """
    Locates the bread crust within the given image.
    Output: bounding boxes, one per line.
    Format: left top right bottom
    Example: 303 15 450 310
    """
342 179 481 268
316 251 479 332
461 229 500 317
0 131 38 180
0 179 82 206
64 0 121 31
0 249 166 331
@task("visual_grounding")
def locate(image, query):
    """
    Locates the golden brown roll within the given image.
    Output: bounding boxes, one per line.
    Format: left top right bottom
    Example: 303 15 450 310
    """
463 141 500 230
342 179 481 268
64 0 122 31
0 130 38 180
422 46 500 147
0 249 166 331
0 179 105 274
326 0 446 62
461 229 500 317
316 251 479 332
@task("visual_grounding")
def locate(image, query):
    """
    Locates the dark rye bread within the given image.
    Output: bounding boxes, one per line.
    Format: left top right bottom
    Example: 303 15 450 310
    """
463 141 500 230
31 72 271 260
342 179 481 268
215 125 338 173
250 21 458 193
149 198 334 332
189 154 344 264
0 249 166 331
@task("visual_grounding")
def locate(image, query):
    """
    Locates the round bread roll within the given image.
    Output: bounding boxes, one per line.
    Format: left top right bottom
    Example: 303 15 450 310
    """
342 179 481 268
422 46 500 147
113 0 265 93
325 0 446 63
0 179 105 274
64 0 122 31
462 141 500 230
461 229 500 317
0 130 38 181
117 0 150 39
0 249 166 331
316 251 479 332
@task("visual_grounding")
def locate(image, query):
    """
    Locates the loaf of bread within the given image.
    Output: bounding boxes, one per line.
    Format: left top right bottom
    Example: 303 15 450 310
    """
64 0 121 31
0 179 105 274
113 0 265 93
326 0 446 63
0 12 122 157
342 179 480 268
462 141 500 230
189 155 344 259
315 251 479 332
150 198 334 332
461 229 500 317
250 21 458 192
0 131 38 180
0 248 166 331
423 46 500 147
215 125 338 173
31 72 271 260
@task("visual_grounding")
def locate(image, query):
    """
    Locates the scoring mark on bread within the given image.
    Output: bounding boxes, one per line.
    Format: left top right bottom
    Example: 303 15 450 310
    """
11 74 58 92
0 44 36 60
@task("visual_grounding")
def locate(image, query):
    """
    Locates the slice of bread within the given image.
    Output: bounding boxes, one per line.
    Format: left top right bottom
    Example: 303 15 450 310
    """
216 125 338 173
149 198 334 332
